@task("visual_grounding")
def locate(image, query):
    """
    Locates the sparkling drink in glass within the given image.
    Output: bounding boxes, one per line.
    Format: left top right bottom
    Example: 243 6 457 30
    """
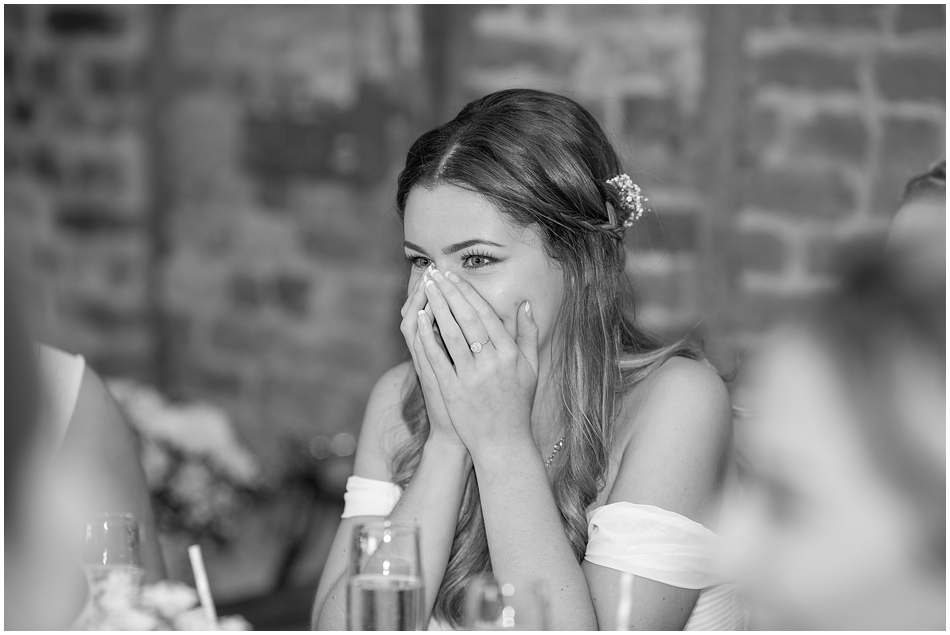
80 512 145 588
346 521 425 630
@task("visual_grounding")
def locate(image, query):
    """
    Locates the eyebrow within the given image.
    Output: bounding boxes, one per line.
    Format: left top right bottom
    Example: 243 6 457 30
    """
403 239 504 255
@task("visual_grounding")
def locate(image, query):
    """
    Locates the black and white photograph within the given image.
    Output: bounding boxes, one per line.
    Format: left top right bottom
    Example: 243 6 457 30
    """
5 4 945 631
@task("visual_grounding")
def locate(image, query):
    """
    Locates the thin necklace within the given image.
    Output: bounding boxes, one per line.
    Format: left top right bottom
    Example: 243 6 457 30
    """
544 435 566 469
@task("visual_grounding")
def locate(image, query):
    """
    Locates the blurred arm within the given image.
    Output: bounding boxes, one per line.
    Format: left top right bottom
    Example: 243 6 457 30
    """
56 366 167 582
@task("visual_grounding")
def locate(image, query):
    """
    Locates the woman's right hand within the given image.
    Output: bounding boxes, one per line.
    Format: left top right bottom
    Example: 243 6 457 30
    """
400 268 467 451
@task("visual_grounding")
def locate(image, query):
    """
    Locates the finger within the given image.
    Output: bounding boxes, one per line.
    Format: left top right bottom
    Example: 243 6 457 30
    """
423 278 473 366
416 309 456 380
443 271 512 354
515 301 539 374
412 327 440 393
430 270 491 352
400 271 428 318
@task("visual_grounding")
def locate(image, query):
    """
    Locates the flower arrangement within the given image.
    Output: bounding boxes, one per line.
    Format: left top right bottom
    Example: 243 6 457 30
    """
107 379 265 543
74 568 251 630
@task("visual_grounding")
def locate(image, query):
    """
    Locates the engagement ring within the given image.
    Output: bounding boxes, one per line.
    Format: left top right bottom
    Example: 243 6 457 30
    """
469 339 490 354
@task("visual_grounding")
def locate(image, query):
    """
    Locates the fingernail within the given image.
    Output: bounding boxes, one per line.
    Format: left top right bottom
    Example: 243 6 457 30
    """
525 301 531 315
425 279 439 294
446 271 460 283
431 269 445 282
417 309 427 322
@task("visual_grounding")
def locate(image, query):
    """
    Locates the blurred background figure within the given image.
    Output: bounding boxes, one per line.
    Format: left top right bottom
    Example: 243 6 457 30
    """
726 163 946 629
887 159 946 293
41 337 168 583
5 270 88 629
4 4 945 628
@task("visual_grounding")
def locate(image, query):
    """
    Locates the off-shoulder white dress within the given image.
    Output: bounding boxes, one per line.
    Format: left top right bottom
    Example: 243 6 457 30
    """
341 476 747 630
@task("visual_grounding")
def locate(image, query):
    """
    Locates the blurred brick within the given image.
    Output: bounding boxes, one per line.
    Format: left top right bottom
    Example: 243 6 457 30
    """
33 54 61 91
755 50 859 92
74 301 146 331
258 177 290 210
807 234 842 274
5 49 16 84
875 52 945 103
749 5 787 29
793 112 868 163
880 117 943 167
623 95 681 148
5 4 27 32
871 118 943 216
787 4 883 30
230 273 264 310
895 4 946 34
632 270 682 309
33 145 61 182
273 273 310 316
739 229 787 273
88 59 146 95
748 105 780 156
300 227 364 262
89 352 152 383
187 364 244 398
734 289 804 332
10 99 35 125
745 166 855 217
211 318 275 355
5 145 21 174
626 211 696 253
47 6 124 36
57 203 138 233
472 37 576 76
65 155 125 192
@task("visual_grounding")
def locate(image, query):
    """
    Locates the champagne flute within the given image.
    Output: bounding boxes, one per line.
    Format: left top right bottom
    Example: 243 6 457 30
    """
346 520 425 630
465 575 549 630
79 512 144 590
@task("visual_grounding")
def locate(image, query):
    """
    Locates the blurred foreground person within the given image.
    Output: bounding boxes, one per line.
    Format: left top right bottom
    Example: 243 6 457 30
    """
5 278 87 629
887 159 945 290
42 343 167 583
728 238 945 629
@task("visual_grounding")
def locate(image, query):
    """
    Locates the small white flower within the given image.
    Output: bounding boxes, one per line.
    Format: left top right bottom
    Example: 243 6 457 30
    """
140 580 199 619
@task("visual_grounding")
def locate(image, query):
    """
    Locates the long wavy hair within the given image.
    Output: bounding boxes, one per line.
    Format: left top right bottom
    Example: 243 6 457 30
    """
392 89 701 626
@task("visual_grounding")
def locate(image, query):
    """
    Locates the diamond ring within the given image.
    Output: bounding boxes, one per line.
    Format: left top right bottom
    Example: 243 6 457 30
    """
469 339 490 354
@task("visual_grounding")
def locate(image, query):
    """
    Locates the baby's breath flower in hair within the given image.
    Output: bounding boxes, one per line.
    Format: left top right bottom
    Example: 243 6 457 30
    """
606 174 647 228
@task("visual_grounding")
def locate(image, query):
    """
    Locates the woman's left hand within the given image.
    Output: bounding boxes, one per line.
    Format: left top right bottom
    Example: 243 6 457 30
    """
416 268 539 459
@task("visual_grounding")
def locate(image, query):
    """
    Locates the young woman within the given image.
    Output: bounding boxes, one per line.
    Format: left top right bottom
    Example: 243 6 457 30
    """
312 89 744 630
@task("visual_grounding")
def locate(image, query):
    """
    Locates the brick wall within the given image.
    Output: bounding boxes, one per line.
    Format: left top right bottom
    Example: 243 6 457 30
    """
6 4 155 376
160 5 421 465
736 4 945 356
5 3 944 596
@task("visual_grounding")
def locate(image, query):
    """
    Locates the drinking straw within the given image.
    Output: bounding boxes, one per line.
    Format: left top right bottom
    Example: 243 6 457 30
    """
188 544 218 628
614 571 635 631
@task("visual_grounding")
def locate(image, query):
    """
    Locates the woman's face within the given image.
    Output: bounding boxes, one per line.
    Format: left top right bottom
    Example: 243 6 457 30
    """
403 183 565 357
725 331 940 629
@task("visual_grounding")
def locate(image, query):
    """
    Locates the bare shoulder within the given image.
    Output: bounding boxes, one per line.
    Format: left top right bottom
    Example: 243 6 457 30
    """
621 355 731 442
606 355 733 521
352 361 416 479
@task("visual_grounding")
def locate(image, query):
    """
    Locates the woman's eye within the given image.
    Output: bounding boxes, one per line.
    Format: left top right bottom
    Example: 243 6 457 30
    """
462 253 496 269
406 255 431 269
